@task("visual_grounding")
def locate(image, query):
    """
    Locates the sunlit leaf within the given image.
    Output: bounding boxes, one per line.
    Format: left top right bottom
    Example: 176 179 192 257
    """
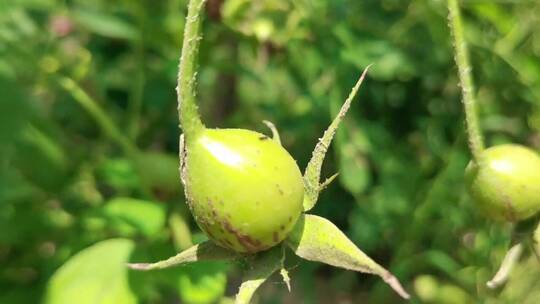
45 239 136 304
286 214 410 299
128 241 237 271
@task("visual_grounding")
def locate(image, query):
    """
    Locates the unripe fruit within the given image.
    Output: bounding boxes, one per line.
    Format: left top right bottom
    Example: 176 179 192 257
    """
465 144 540 222
183 128 304 253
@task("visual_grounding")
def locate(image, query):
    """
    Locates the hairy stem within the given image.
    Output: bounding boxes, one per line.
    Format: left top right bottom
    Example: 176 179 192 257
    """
176 0 207 141
447 0 485 162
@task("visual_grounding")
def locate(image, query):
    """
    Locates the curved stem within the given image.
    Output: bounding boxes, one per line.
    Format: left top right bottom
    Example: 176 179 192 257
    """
176 0 207 141
447 0 485 162
57 76 136 155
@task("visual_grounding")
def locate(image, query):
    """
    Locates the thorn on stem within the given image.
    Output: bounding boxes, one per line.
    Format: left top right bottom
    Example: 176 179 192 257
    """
319 172 339 191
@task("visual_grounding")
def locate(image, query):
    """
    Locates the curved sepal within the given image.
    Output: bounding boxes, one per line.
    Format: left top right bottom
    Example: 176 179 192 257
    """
487 242 523 289
303 66 371 211
127 241 237 271
286 214 410 299
262 120 281 145
235 246 283 304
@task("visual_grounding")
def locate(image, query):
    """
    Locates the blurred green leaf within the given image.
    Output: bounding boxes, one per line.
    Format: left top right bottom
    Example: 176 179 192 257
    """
45 239 136 304
178 262 228 304
287 214 409 299
104 197 166 237
97 158 140 191
72 9 138 40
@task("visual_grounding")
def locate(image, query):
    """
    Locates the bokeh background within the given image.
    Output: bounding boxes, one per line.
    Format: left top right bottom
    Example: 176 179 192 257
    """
1 0 540 303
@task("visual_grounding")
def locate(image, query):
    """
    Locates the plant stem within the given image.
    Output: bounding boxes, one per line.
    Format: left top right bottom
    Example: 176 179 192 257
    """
447 0 485 162
176 0 206 141
57 77 136 155
127 41 145 140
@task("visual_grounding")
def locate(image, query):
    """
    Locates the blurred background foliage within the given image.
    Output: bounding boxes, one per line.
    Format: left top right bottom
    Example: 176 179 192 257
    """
1 0 540 303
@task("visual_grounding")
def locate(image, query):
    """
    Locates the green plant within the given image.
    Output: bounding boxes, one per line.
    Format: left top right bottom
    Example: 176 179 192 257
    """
447 0 540 289
448 0 540 222
128 0 409 302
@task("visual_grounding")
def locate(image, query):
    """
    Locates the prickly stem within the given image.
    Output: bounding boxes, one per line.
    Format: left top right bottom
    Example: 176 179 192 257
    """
177 0 207 143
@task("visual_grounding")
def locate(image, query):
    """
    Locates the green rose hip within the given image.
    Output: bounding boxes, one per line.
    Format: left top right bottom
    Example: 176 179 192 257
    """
128 1 411 301
182 128 304 253
465 144 540 222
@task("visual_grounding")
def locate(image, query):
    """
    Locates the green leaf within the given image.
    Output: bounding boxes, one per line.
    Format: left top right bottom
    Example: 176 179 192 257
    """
128 241 237 271
104 197 166 237
286 214 410 299
235 246 283 304
303 66 370 211
178 262 228 304
97 158 140 191
45 239 136 304
72 9 139 40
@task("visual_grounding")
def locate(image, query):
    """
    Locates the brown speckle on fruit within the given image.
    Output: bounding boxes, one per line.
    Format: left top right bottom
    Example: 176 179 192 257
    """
185 128 304 253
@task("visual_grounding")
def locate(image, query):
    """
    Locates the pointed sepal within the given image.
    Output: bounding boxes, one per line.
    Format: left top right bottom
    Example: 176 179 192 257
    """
303 66 371 211
487 242 524 289
127 241 237 271
235 246 283 304
262 120 282 145
286 214 410 299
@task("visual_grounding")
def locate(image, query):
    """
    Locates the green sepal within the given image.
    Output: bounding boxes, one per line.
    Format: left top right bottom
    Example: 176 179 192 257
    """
286 214 410 299
127 241 237 271
303 66 371 211
235 246 283 304
262 120 281 145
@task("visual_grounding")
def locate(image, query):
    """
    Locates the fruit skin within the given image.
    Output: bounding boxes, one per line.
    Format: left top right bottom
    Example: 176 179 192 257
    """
182 128 304 253
465 144 540 222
